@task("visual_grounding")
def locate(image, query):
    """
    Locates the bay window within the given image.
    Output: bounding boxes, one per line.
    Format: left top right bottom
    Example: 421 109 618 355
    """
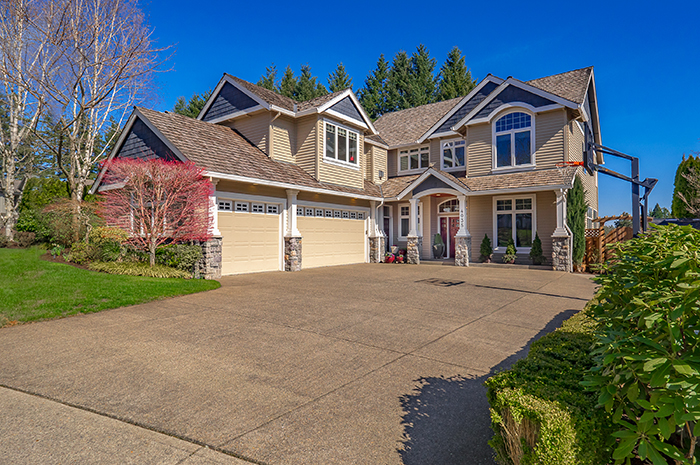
494 111 533 169
494 196 535 249
325 121 359 166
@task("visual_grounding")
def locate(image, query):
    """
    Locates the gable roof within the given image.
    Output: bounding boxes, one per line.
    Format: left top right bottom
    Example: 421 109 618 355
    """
225 75 296 111
373 98 462 148
94 107 381 199
526 67 593 105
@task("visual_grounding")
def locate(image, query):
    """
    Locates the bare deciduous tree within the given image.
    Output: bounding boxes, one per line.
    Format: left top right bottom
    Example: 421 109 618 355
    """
0 0 58 239
678 166 700 218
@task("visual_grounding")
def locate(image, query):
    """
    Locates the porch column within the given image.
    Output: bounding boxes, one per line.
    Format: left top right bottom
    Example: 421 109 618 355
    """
209 178 221 236
407 198 421 264
284 189 302 271
552 189 572 272
454 194 471 267
368 200 383 263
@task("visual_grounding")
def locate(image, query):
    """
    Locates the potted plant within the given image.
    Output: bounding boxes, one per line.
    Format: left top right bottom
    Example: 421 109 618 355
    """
529 233 546 265
479 234 493 263
433 233 445 259
397 254 405 264
385 252 395 263
502 239 517 264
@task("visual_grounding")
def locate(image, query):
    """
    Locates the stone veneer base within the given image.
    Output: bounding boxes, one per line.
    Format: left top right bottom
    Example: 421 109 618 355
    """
407 236 422 265
454 235 471 267
196 237 222 280
551 235 571 272
284 236 302 272
369 236 385 263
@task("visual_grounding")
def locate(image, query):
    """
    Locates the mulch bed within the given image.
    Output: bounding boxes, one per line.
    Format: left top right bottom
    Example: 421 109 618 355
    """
40 252 92 271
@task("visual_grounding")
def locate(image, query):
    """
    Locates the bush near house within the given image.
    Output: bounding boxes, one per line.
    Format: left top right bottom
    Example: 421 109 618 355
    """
583 225 700 465
486 311 615 465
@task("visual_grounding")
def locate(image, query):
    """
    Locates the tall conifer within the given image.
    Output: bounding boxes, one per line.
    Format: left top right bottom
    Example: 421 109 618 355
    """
409 44 437 106
672 154 700 218
278 66 297 99
358 54 389 120
257 64 277 91
295 65 328 101
328 63 353 92
386 51 413 112
437 47 476 101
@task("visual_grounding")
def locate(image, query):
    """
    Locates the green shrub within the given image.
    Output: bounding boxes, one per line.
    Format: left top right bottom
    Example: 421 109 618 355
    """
155 243 202 272
433 233 444 245
89 226 128 262
88 261 191 279
502 238 517 263
0 235 8 248
567 176 587 265
65 242 99 265
486 311 614 465
13 231 36 248
583 225 700 465
529 233 545 265
480 233 493 262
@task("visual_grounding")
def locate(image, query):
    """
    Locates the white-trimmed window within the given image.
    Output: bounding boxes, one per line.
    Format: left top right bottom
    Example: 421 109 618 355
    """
297 207 304 216
334 210 341 218
267 204 279 215
324 121 359 166
442 139 466 170
586 207 598 229
218 200 232 211
357 212 365 220
325 209 333 218
494 111 534 169
252 203 264 213
399 204 422 238
315 208 324 217
305 207 314 217
399 146 429 172
494 196 535 249
235 201 249 212
342 211 349 219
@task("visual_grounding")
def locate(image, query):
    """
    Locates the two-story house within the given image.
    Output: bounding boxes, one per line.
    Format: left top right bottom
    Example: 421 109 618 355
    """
93 66 602 278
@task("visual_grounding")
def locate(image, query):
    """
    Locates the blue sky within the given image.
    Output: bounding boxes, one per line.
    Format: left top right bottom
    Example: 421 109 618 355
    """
142 0 699 217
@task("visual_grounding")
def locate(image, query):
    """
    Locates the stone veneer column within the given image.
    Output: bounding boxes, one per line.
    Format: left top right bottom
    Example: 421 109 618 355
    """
454 236 471 267
285 189 302 272
369 236 383 263
407 236 421 264
196 237 222 279
551 189 572 272
284 237 302 271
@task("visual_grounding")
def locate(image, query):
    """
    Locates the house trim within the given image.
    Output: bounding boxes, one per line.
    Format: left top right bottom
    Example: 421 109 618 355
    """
492 193 537 253
395 167 470 200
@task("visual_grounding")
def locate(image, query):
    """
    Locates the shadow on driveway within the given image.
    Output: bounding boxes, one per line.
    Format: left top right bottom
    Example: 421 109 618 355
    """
398 308 578 465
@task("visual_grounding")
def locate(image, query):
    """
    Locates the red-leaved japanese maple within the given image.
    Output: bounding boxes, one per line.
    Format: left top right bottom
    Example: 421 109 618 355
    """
98 158 213 266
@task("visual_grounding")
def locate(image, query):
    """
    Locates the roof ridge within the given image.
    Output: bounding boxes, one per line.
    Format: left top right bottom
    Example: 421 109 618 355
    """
379 96 463 119
526 66 593 83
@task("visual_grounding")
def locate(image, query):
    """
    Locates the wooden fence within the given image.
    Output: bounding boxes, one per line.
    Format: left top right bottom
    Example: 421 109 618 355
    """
585 226 633 265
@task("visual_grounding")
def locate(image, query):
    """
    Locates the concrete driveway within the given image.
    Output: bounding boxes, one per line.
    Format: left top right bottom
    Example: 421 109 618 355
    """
0 264 596 465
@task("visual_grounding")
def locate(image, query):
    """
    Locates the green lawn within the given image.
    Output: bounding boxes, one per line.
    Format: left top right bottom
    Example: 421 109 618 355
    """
0 247 220 325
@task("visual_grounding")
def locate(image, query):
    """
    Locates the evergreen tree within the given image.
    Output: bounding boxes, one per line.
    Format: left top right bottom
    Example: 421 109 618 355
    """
650 203 672 219
436 46 476 101
567 176 588 266
328 62 353 92
257 64 277 91
295 65 328 101
672 154 700 218
386 50 413 112
408 44 437 107
278 66 297 99
172 90 212 119
358 54 389 120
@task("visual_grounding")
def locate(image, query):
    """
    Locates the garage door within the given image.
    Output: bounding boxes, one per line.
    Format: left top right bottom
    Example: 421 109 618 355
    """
298 209 366 269
218 202 281 275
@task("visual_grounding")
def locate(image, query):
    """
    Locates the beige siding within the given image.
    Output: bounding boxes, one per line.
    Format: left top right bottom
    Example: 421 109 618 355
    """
230 113 270 154
567 123 598 211
429 139 441 166
316 119 364 189
467 195 492 262
296 115 318 178
536 191 556 261
534 110 566 169
421 196 433 257
270 115 295 164
467 123 492 176
371 146 388 184
387 149 398 177
364 144 372 181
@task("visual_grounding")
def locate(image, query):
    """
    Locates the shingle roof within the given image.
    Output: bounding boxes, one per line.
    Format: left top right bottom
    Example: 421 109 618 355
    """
137 107 380 198
526 67 593 105
225 75 296 111
296 89 347 111
373 98 462 147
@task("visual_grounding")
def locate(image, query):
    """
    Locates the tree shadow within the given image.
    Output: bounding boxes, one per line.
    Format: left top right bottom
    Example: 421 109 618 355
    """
398 309 578 465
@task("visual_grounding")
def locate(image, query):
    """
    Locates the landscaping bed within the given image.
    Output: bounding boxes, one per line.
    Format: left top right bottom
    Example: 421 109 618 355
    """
0 247 220 327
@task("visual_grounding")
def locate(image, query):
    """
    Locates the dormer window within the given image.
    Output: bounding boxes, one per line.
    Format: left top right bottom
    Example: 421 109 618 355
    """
493 111 534 169
325 121 359 166
441 139 466 170
399 146 429 173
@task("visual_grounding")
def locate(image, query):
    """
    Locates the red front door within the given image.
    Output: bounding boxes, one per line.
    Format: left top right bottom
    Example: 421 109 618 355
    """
439 217 460 258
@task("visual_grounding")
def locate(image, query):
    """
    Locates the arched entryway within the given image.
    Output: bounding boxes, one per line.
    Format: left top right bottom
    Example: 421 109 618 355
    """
436 198 459 258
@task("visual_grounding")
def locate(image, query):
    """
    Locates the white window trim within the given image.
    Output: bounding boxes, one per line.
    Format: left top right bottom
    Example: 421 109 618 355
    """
323 119 360 169
441 138 467 172
492 194 537 252
218 200 232 211
398 145 430 174
251 203 265 214
491 109 536 172
398 202 422 240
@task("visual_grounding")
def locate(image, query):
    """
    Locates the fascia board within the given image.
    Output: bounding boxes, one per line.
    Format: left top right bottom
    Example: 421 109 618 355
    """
312 90 377 134
464 183 574 197
364 138 389 149
134 109 189 164
205 171 383 201
416 76 505 143
203 105 266 125
450 80 511 130
89 111 138 194
395 168 470 199
324 109 369 130
196 76 226 121
223 75 271 110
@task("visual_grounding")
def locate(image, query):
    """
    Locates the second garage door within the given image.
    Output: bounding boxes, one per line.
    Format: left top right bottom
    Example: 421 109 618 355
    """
298 213 366 269
218 204 281 275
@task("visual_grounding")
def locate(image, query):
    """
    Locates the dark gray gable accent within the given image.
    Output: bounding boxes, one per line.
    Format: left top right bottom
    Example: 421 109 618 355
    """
471 85 556 121
435 81 499 133
412 175 453 195
116 118 178 162
202 82 259 122
329 96 364 124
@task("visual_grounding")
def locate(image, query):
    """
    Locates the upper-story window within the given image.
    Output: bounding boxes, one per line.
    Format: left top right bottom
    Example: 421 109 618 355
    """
494 111 533 169
399 146 429 172
325 122 359 166
441 139 466 170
